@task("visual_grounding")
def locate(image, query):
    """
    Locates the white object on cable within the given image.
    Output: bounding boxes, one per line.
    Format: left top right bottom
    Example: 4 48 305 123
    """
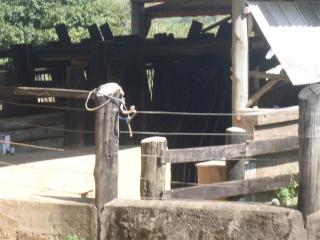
97 83 124 97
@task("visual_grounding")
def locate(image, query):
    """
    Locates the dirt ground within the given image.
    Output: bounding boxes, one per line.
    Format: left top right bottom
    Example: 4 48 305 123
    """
0 145 141 202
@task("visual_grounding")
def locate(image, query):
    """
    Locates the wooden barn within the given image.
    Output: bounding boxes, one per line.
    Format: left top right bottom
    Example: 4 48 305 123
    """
0 0 317 190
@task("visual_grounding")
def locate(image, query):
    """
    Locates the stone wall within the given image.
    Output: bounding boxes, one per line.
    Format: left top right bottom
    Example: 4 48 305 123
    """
0 198 96 240
101 199 306 240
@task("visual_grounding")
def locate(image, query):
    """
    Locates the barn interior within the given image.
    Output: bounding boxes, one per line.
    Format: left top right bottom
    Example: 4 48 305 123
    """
0 0 304 186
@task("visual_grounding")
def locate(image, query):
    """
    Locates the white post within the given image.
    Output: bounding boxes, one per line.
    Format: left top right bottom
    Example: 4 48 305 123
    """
231 0 249 125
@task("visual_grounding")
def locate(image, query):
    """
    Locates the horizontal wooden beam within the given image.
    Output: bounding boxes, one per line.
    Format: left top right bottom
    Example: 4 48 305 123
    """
146 7 230 19
249 71 290 81
165 173 298 200
161 143 246 164
161 136 299 164
107 41 230 57
0 86 91 99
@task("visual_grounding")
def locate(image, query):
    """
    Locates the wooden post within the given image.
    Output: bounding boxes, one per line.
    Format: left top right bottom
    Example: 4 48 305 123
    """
131 1 148 38
231 0 249 125
298 84 320 217
94 83 122 239
140 137 168 199
226 127 246 200
226 127 246 180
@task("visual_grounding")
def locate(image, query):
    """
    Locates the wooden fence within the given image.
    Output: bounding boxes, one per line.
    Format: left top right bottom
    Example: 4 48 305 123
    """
141 135 299 200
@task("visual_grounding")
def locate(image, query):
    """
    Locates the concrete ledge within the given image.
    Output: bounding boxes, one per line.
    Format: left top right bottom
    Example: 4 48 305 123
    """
0 198 96 240
307 211 320 240
101 199 306 240
0 213 17 239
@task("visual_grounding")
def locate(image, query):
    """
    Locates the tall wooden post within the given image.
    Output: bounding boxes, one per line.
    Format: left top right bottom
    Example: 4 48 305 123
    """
131 1 148 38
94 83 122 239
226 127 246 200
231 0 249 125
298 84 320 218
140 137 168 199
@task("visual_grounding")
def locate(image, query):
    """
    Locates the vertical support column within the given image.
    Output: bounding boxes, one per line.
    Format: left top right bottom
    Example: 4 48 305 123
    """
140 137 168 199
64 61 86 147
226 127 247 200
94 84 122 239
231 0 249 125
298 84 320 218
131 1 148 38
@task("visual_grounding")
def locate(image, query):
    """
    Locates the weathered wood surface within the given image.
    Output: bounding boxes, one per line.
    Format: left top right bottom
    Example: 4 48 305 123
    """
161 136 299 164
94 84 121 239
249 71 289 81
140 137 168 199
298 84 320 217
0 86 91 99
231 0 248 124
0 113 64 131
161 143 246 164
165 173 298 200
225 127 246 184
246 80 278 107
246 136 299 157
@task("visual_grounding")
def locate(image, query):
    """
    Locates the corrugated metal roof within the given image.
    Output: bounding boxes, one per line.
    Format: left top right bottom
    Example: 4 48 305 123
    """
249 1 320 85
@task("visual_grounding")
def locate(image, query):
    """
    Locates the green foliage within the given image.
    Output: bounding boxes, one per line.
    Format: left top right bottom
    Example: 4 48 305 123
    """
0 0 130 48
148 16 223 38
276 177 299 206
65 233 81 240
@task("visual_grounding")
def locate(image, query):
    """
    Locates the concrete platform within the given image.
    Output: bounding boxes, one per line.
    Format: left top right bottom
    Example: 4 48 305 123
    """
0 145 141 202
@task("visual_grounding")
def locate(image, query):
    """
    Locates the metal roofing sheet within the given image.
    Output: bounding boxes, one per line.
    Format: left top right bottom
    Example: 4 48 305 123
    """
249 1 320 85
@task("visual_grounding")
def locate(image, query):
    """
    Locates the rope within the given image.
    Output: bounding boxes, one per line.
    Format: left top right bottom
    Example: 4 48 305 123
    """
120 131 255 137
85 90 110 112
137 110 298 117
0 139 64 152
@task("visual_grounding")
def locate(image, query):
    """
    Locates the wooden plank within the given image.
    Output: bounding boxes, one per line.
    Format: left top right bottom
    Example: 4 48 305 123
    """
165 173 298 200
249 71 289 81
0 86 91 99
88 24 103 42
100 23 114 41
0 113 64 131
246 136 299 157
246 80 279 108
55 24 72 47
298 84 320 217
161 143 246 164
161 136 299 164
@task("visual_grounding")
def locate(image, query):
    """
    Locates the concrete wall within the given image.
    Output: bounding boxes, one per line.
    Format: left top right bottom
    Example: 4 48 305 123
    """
0 198 96 240
101 199 306 240
3 198 320 240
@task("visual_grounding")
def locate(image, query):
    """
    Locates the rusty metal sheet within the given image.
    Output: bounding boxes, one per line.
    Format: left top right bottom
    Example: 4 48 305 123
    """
249 1 320 85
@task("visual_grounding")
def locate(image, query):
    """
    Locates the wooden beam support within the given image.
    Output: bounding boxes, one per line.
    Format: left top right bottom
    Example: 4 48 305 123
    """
165 173 298 200
131 1 148 38
298 84 320 217
232 0 249 124
249 71 289 82
246 80 278 108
